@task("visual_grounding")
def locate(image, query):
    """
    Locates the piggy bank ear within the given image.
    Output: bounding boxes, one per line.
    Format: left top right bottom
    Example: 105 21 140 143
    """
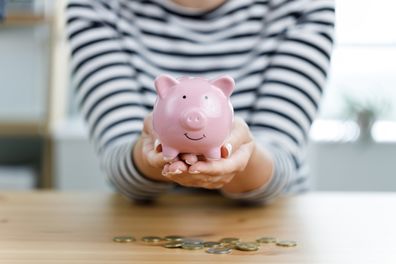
154 74 179 99
210 76 235 97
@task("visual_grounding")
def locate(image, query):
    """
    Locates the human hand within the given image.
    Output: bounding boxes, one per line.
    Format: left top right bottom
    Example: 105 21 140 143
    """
161 117 256 189
132 113 177 182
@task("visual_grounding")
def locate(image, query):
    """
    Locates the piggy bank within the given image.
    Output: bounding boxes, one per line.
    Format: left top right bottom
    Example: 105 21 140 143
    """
152 75 235 160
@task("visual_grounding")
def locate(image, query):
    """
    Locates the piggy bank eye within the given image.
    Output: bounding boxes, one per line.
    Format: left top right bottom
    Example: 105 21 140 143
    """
182 95 187 99
204 96 208 100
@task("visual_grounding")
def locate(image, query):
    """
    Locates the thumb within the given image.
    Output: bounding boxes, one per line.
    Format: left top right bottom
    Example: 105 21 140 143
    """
221 143 233 159
221 118 251 159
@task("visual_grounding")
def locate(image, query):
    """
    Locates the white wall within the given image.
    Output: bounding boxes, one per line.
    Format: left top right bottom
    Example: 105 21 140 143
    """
0 25 49 122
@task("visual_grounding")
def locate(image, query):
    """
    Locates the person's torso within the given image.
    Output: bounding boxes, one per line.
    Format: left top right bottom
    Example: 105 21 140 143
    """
108 0 298 121
100 0 311 193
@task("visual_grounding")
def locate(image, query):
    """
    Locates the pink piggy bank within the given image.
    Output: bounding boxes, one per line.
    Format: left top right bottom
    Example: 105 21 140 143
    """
152 75 235 161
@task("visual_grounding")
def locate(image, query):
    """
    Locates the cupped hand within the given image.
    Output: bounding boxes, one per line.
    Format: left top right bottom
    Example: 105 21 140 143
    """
161 117 256 189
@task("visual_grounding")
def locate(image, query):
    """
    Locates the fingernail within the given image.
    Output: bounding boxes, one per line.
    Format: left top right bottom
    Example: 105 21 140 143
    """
185 159 193 165
189 170 200 174
171 169 182 175
225 143 232 158
154 139 160 152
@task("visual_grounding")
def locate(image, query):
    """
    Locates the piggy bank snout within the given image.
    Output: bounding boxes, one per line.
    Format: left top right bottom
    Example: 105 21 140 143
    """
180 109 207 131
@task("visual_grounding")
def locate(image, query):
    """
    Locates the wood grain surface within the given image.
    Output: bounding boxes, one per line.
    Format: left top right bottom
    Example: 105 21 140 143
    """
0 191 395 263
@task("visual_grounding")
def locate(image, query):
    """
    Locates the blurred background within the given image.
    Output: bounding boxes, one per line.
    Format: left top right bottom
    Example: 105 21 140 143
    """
0 0 395 191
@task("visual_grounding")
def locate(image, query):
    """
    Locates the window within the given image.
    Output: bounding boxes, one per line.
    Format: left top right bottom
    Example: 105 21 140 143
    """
312 0 396 141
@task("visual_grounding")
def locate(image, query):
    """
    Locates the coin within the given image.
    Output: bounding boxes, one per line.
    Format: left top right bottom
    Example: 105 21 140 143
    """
219 237 240 244
182 238 204 245
141 236 162 243
276 240 297 247
203 241 221 248
206 247 232 254
220 242 237 249
256 237 277 244
182 243 204 250
235 242 260 251
163 241 183 248
164 235 184 242
113 236 136 243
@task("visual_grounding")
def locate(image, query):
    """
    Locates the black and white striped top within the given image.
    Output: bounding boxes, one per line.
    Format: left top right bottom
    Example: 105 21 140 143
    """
66 0 334 202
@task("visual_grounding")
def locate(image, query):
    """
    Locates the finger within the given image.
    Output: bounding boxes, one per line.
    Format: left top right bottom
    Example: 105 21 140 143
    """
221 143 233 159
141 135 155 155
206 174 234 183
196 175 234 189
142 134 178 168
188 159 232 176
154 139 162 153
168 173 234 189
142 113 153 134
162 163 170 177
168 161 188 174
145 144 177 168
146 150 168 168
143 138 167 168
190 142 254 175
166 173 210 187
221 117 251 158
167 172 206 182
180 153 198 165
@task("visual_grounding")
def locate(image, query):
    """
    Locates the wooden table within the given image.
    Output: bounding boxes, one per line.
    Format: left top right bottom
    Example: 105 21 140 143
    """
0 192 395 263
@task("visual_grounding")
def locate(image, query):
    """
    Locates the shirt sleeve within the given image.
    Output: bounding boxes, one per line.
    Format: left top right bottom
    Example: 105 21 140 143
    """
66 0 173 201
221 0 335 203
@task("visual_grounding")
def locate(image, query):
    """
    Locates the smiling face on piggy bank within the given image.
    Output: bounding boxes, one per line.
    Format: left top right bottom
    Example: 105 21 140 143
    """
152 75 235 160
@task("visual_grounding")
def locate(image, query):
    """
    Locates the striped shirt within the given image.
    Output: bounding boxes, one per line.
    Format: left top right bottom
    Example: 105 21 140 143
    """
66 0 335 202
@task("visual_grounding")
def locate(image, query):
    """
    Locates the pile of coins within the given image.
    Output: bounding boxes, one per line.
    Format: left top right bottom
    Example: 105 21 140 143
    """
113 235 296 255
